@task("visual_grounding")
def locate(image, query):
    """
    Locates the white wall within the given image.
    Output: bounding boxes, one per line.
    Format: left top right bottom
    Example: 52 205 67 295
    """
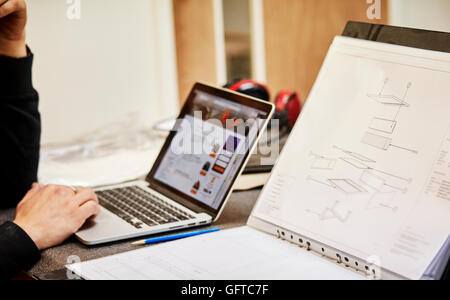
389 0 450 32
249 0 266 83
26 0 178 144
213 0 227 86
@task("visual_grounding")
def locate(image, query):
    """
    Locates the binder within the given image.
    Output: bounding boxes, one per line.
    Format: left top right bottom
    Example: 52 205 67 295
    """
342 21 450 53
248 24 450 280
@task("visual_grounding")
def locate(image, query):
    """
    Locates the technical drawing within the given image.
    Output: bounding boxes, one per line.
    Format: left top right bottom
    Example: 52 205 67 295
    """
367 80 412 136
367 94 410 107
369 117 397 134
307 176 337 190
330 179 367 194
366 192 399 212
370 168 412 185
309 152 337 170
306 201 352 223
362 132 391 150
362 132 418 154
360 170 408 194
367 79 411 107
333 146 376 163
307 176 367 194
340 157 371 169
360 170 385 191
340 157 411 184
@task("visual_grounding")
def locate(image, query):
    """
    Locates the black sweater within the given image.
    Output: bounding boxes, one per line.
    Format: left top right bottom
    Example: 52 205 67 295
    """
0 50 41 280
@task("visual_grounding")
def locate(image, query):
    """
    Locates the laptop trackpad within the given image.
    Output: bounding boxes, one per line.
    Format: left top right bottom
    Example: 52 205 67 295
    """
76 207 137 243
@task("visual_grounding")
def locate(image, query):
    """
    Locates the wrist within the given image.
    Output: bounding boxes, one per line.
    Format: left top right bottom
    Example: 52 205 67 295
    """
13 219 43 251
0 36 27 58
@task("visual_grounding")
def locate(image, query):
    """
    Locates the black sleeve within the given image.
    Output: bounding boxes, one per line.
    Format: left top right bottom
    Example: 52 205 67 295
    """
0 221 41 280
0 48 41 209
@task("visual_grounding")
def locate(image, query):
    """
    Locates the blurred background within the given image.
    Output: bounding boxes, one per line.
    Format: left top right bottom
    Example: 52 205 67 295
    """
26 0 450 144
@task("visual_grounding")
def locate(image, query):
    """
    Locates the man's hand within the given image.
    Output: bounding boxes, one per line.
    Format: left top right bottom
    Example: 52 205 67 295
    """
0 0 27 57
14 184 100 251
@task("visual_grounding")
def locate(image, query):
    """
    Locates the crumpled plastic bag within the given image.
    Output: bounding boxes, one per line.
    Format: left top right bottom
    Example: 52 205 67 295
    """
39 114 166 187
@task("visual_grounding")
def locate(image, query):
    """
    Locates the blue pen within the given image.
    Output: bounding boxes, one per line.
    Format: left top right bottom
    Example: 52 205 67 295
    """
131 228 221 246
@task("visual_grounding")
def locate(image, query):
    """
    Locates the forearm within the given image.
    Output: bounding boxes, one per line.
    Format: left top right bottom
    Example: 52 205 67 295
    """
0 34 26 57
0 0 28 58
0 221 41 280
0 48 41 208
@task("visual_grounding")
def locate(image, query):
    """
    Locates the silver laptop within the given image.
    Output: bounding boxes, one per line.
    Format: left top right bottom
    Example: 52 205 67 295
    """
76 83 274 245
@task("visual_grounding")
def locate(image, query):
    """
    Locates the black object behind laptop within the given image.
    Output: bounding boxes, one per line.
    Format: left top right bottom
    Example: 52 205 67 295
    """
343 21 450 52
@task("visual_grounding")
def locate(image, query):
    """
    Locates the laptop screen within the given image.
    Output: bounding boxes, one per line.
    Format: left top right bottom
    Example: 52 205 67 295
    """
147 83 273 216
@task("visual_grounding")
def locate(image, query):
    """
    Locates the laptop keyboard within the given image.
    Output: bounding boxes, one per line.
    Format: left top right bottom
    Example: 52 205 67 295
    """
96 186 196 229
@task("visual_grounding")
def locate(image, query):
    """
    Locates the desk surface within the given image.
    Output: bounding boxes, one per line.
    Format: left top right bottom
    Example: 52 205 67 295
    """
0 189 261 280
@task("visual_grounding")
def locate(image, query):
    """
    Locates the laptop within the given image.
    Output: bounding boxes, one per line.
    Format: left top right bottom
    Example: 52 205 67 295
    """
76 83 274 245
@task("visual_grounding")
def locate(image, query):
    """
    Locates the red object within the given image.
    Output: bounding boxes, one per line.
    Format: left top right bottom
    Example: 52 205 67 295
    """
229 80 269 94
221 111 232 125
213 165 225 174
275 90 302 130
226 79 271 102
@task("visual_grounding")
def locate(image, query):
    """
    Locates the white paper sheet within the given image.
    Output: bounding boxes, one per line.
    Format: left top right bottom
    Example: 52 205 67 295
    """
67 226 365 280
252 36 450 280
421 235 450 280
